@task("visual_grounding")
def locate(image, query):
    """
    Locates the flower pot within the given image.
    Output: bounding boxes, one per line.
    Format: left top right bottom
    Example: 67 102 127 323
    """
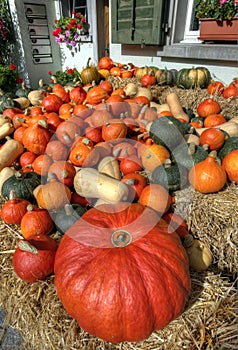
198 18 238 41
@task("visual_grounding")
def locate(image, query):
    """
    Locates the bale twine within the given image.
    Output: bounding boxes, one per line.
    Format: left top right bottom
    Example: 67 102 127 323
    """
0 221 237 350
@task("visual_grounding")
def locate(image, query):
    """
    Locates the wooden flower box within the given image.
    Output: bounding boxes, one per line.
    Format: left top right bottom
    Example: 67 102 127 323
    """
198 17 238 41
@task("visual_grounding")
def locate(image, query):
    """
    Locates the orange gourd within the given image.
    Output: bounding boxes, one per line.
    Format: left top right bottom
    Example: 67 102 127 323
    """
199 128 225 151
36 173 72 210
221 149 238 184
141 144 170 173
21 204 54 238
203 114 226 128
139 183 171 214
22 120 52 155
188 151 227 193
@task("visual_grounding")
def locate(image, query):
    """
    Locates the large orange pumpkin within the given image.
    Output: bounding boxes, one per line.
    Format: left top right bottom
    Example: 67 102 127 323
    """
54 202 190 344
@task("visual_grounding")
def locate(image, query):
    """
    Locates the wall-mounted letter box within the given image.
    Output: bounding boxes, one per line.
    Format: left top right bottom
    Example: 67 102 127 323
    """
24 3 53 64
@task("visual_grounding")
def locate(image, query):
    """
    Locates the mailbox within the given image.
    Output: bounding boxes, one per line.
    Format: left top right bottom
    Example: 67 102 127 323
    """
24 3 53 64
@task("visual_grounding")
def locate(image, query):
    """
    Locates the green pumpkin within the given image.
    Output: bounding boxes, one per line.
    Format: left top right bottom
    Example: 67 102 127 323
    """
80 58 100 85
218 136 238 160
0 92 15 102
0 97 21 113
15 82 31 98
149 116 193 150
156 68 178 86
190 116 204 125
1 171 41 201
176 67 211 89
54 203 87 235
135 66 151 79
172 142 208 170
151 159 188 191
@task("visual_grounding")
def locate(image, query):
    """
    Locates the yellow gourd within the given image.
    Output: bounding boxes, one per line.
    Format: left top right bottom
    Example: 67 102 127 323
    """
184 234 213 271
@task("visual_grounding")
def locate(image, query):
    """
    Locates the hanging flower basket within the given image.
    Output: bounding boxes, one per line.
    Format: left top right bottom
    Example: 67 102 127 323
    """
52 11 90 49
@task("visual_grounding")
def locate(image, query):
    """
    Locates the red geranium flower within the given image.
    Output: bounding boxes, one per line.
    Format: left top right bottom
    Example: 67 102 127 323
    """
9 63 16 71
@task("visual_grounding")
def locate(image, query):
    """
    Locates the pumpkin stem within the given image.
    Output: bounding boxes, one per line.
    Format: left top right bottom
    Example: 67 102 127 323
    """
112 147 122 157
82 137 91 145
17 240 38 254
38 119 48 129
183 234 194 248
61 170 69 179
111 229 132 248
26 204 35 212
86 57 91 68
164 158 172 168
9 189 18 201
63 134 71 144
208 150 218 158
124 178 136 186
47 172 57 182
188 142 196 156
64 203 74 216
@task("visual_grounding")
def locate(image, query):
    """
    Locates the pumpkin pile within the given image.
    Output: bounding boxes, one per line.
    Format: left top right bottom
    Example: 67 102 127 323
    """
0 57 237 347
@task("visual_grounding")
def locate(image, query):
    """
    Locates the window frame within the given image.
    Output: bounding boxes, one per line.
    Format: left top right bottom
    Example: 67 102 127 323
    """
180 0 201 43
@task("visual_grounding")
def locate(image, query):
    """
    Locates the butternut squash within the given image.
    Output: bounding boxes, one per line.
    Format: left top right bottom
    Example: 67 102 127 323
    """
98 156 121 180
184 133 200 145
14 97 31 109
135 87 152 101
166 92 190 122
0 139 24 171
195 121 238 137
28 90 45 105
0 115 11 126
0 167 16 195
73 168 129 203
150 102 170 114
0 122 15 140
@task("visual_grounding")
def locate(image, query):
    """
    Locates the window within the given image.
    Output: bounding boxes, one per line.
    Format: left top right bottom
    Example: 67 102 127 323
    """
180 0 201 43
72 0 88 21
111 0 169 46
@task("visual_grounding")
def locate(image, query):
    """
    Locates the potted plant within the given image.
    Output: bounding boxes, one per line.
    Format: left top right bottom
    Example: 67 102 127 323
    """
0 64 23 93
52 11 90 49
195 0 238 41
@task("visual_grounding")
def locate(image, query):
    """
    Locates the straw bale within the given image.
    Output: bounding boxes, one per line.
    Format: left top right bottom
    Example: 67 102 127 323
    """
106 77 238 119
0 220 237 350
173 183 238 275
0 82 237 349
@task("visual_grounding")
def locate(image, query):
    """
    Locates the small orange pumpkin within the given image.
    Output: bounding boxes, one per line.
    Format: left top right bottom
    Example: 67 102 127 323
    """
141 144 170 173
139 183 171 214
21 204 54 239
197 98 221 118
102 119 128 141
188 150 227 193
36 173 72 210
221 149 238 184
203 114 226 128
86 86 109 105
199 128 225 151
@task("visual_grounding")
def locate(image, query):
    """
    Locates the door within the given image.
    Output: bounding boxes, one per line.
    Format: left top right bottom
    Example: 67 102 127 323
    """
14 0 62 89
96 0 110 58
